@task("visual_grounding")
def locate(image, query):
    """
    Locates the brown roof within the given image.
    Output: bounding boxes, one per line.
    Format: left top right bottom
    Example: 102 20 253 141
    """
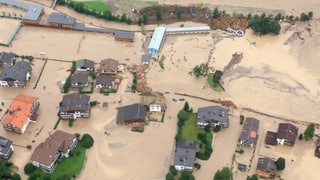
1 94 38 129
96 74 115 87
71 72 88 85
277 123 298 144
100 58 119 73
60 93 90 112
265 131 277 145
30 130 76 166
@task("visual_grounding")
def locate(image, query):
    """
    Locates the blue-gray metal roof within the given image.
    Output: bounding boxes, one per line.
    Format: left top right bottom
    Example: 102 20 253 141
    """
47 12 75 25
0 0 43 21
148 26 166 52
166 26 210 33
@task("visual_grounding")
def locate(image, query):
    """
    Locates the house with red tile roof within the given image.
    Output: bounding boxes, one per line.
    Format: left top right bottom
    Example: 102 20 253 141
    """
1 94 39 134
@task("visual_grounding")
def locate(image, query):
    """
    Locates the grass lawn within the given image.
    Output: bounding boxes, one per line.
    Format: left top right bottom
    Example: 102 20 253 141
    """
207 73 223 92
29 145 86 179
181 112 213 154
77 0 109 12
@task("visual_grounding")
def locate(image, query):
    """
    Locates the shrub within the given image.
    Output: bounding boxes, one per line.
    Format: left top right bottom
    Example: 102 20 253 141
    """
12 173 21 180
166 172 175 180
247 174 258 180
75 133 81 139
1 102 4 106
276 157 286 170
304 123 315 140
80 134 94 149
68 119 73 127
240 115 245 125
298 133 303 140
213 125 221 132
194 163 201 169
169 165 177 176
26 145 32 150
24 163 36 175
90 100 98 106
214 167 232 180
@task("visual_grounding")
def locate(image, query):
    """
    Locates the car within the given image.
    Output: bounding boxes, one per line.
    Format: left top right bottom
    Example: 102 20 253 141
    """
179 98 185 101
172 98 177 102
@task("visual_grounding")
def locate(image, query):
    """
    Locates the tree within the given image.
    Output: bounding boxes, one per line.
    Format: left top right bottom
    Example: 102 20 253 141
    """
304 123 315 140
246 13 252 19
177 9 182 18
12 173 21 180
276 157 286 170
183 101 190 112
213 125 221 132
213 70 223 84
308 11 313 20
192 63 209 78
166 172 175 180
298 133 303 140
214 167 232 180
80 134 94 148
179 170 194 180
275 13 282 20
249 15 281 35
156 10 163 20
247 174 258 180
24 163 36 175
212 7 221 18
300 12 310 21
169 165 177 176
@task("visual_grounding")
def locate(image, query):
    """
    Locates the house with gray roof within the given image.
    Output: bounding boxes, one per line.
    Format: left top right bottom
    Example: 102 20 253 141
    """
76 59 95 71
47 12 76 29
239 117 260 147
265 123 298 146
0 61 32 87
256 157 277 179
99 58 120 74
174 140 199 171
116 103 147 125
141 54 150 65
70 73 88 88
95 74 115 89
114 31 135 42
0 52 16 68
59 93 90 120
0 136 13 160
197 106 229 128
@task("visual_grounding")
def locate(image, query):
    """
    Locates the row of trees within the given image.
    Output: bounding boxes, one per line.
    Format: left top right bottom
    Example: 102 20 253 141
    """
249 13 281 35
57 0 132 24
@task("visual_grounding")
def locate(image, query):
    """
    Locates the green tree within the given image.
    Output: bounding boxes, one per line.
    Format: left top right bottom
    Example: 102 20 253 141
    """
298 133 303 140
300 12 310 21
276 157 286 170
166 172 175 180
156 10 163 20
192 63 209 78
214 167 232 180
304 123 315 140
24 163 36 175
80 134 94 148
212 7 221 18
12 173 21 180
179 170 195 180
177 9 182 18
249 15 281 35
169 165 177 176
183 101 190 112
120 13 127 22
246 13 252 19
275 13 282 20
177 110 188 123
247 174 258 180
308 11 313 19
213 70 223 83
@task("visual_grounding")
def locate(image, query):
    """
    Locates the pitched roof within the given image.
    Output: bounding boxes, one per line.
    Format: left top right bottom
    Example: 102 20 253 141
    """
76 59 95 69
71 73 88 85
239 117 260 144
100 58 119 72
30 130 76 166
0 0 43 21
47 12 75 25
96 74 115 87
174 140 199 168
265 131 278 145
60 93 90 112
256 157 277 171
197 106 229 124
114 31 135 40
0 52 16 68
0 136 12 155
141 54 150 63
116 103 147 122
1 94 38 129
277 123 298 143
0 61 31 82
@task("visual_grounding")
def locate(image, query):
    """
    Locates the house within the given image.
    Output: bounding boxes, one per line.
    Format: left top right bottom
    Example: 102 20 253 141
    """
276 123 298 146
47 12 76 29
116 103 147 125
174 140 199 171
0 136 13 160
256 157 277 179
0 61 32 87
59 93 90 120
0 52 16 68
239 117 260 147
99 58 120 74
315 139 320 156
114 31 135 42
141 54 151 65
196 106 229 128
150 104 161 112
76 59 95 71
1 94 40 134
238 163 247 172
95 74 115 89
140 91 166 112
30 130 77 173
70 73 88 88
265 123 298 146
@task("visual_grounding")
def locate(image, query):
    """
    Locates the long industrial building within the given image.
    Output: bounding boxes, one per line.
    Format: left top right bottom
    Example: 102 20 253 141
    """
148 26 210 56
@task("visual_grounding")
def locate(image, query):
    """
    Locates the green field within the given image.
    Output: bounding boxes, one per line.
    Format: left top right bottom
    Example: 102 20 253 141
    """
207 73 223 92
78 0 110 12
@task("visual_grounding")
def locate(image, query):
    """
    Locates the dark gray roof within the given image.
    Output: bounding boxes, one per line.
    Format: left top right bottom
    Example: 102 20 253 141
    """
47 12 76 25
239 117 260 144
265 131 278 145
0 0 43 21
0 52 16 68
116 103 147 122
174 140 199 168
0 136 12 155
0 61 31 82
141 54 150 63
60 93 90 112
256 157 277 171
114 31 135 40
96 74 114 87
197 106 229 124
277 123 298 143
76 59 95 70
71 73 88 85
